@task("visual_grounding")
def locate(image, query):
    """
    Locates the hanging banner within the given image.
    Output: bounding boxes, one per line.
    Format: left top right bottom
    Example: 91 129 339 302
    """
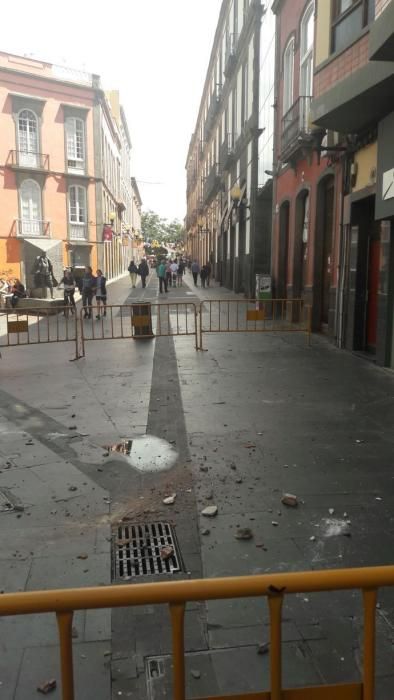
103 225 113 242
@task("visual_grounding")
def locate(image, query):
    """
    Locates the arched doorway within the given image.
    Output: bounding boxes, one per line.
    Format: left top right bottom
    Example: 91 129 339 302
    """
315 174 335 330
294 190 309 299
278 201 290 298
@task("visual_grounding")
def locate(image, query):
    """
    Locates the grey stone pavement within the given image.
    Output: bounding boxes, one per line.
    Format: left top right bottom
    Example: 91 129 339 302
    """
0 270 393 699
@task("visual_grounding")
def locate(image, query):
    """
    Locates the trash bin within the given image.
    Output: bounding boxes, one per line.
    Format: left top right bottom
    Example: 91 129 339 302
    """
131 302 154 339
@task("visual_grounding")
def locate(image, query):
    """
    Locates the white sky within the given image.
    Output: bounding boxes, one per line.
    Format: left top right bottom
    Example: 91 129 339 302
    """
2 0 223 222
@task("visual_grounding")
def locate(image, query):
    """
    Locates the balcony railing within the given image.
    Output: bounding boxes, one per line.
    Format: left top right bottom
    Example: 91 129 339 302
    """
69 223 88 240
220 132 238 171
281 96 312 158
203 163 221 204
16 219 51 237
0 565 393 700
224 33 238 77
204 84 223 140
9 150 50 170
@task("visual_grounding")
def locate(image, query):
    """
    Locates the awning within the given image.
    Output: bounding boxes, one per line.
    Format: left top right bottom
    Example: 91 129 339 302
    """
24 238 62 253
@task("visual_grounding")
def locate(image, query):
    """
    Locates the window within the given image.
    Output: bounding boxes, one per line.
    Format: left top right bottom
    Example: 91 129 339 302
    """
283 38 295 115
331 0 374 53
65 117 85 172
300 3 314 97
69 185 87 239
20 179 42 235
18 110 39 167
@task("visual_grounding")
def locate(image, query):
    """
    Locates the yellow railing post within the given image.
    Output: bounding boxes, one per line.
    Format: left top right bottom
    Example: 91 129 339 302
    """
363 588 378 700
170 602 186 700
56 611 75 700
268 593 284 700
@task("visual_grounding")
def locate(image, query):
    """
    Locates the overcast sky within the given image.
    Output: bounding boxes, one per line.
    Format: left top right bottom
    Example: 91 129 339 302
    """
2 0 223 222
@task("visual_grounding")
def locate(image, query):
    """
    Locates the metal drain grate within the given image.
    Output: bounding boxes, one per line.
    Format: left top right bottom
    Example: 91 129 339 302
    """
112 522 183 579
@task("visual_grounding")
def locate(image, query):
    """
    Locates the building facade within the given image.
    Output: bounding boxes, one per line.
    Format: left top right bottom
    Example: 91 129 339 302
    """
0 51 135 293
185 0 275 297
271 0 343 338
310 0 394 368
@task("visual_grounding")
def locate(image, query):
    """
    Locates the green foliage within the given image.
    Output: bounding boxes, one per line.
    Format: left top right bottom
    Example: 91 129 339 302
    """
142 210 185 248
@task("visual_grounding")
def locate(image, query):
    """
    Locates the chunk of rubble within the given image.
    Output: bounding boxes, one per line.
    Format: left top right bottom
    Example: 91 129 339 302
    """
281 493 298 507
201 505 218 517
163 494 176 505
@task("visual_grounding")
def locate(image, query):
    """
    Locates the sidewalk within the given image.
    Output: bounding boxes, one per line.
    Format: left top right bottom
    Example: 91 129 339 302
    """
0 271 393 698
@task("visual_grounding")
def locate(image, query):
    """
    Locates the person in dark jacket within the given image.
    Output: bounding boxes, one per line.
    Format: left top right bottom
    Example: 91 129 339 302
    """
59 268 76 314
81 266 96 319
10 279 27 308
95 269 107 319
205 261 212 287
200 264 208 289
128 260 138 288
138 258 149 288
191 260 200 286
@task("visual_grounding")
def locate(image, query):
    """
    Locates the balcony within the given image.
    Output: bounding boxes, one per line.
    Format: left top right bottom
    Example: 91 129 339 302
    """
204 84 222 141
8 150 50 171
219 133 238 171
203 163 221 204
281 96 313 162
69 223 88 240
16 219 51 237
224 33 238 78
370 0 394 60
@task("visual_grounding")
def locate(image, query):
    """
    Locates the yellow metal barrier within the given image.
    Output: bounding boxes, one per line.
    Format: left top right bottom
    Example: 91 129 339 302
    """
199 298 312 350
1 565 393 700
0 306 82 360
80 301 199 352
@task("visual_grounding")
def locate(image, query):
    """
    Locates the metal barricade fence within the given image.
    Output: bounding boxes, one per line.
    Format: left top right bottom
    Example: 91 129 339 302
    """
0 306 82 360
199 298 312 350
80 302 199 353
0 565 393 700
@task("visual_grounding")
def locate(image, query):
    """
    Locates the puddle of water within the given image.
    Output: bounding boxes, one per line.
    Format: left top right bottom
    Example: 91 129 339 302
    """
103 435 178 473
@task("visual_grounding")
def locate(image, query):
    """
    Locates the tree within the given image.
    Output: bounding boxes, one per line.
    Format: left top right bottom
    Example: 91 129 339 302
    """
141 210 185 250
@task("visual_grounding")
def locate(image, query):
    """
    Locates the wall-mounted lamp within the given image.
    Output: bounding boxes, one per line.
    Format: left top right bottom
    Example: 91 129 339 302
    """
230 185 242 202
109 212 116 223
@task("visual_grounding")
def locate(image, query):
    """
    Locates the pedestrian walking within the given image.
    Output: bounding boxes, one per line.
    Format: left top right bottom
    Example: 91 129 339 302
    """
200 264 208 289
191 260 200 286
59 268 76 314
166 261 172 288
177 260 185 286
138 258 149 289
81 266 96 319
157 260 168 293
95 269 107 319
170 260 178 287
128 260 138 288
205 261 212 287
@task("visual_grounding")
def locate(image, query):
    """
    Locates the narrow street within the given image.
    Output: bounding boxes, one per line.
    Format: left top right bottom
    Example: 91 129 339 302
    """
0 270 393 698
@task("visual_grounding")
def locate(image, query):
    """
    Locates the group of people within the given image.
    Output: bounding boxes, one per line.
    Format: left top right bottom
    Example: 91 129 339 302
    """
58 267 107 320
0 278 27 308
156 258 186 293
128 259 150 289
191 261 212 288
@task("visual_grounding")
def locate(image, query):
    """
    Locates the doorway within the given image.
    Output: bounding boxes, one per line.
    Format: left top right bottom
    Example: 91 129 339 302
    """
365 235 380 351
278 201 290 298
321 178 334 326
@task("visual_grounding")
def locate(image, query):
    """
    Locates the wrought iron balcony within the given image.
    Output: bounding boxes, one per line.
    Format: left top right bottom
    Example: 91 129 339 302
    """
203 163 221 204
9 150 50 171
204 84 223 140
69 223 88 240
16 219 51 237
219 133 238 171
224 33 238 78
281 96 313 161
